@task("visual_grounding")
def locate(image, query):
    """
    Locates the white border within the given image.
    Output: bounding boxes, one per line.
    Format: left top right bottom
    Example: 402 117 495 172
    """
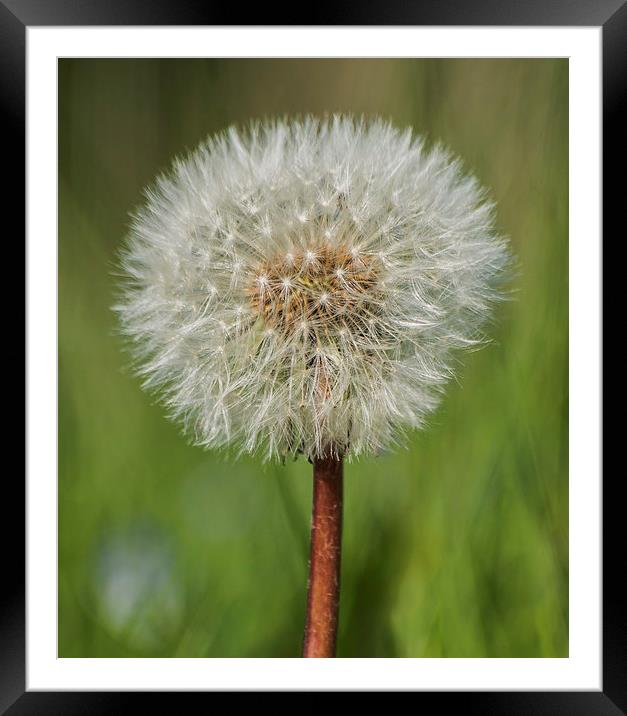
27 27 602 690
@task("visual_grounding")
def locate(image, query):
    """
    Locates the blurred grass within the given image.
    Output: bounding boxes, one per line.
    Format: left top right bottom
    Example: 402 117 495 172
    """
58 59 568 658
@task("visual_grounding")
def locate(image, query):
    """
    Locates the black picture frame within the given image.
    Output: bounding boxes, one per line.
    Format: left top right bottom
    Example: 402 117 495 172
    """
5 0 617 711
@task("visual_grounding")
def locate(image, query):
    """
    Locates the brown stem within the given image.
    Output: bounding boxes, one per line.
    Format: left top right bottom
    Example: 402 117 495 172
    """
302 454 343 658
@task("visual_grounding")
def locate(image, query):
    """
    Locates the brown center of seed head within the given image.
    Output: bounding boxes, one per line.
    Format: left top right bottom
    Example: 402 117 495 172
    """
249 242 380 339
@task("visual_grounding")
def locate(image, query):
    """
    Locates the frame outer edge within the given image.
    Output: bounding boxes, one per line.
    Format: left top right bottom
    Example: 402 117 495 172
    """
0 0 26 714
602 2 627 714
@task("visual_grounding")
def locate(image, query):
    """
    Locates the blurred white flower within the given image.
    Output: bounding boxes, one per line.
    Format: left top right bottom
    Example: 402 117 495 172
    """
94 525 183 650
115 116 511 461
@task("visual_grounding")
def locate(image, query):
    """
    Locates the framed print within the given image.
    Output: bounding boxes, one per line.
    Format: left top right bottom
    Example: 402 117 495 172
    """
5 0 619 711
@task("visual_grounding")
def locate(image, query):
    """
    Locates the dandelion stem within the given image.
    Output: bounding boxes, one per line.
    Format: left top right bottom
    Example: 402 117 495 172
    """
302 454 343 658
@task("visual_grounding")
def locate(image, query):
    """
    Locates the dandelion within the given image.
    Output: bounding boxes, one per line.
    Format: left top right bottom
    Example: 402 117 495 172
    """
115 116 511 657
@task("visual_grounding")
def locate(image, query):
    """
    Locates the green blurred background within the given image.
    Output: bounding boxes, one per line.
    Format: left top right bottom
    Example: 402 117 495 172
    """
58 59 568 658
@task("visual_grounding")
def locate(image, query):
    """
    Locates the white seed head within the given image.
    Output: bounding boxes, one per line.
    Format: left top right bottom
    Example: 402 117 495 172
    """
115 116 512 461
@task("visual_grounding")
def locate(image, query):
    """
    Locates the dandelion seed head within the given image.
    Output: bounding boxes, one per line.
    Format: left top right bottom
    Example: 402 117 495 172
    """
115 116 512 461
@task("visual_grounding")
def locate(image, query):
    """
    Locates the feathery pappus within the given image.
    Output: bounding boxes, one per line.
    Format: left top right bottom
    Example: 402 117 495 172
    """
115 116 511 461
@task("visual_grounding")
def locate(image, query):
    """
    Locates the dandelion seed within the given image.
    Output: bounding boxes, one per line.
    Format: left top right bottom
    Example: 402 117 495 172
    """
118 117 509 459
114 115 512 658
